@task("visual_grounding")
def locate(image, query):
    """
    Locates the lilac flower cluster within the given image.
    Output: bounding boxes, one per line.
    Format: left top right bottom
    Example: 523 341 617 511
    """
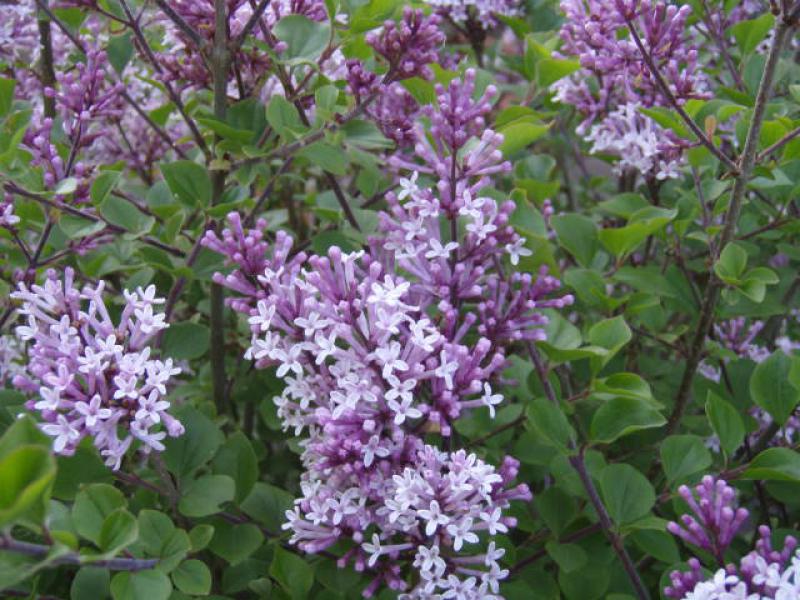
204 72 573 596
0 193 21 230
10 268 184 469
667 477 749 564
366 8 445 81
553 0 707 179
347 9 445 146
0 335 25 386
665 478 800 599
699 317 800 452
20 42 125 203
424 0 521 29
698 318 770 383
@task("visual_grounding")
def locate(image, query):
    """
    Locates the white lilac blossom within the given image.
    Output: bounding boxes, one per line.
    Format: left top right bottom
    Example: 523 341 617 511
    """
666 480 800 600
553 0 707 179
10 268 184 469
203 72 573 597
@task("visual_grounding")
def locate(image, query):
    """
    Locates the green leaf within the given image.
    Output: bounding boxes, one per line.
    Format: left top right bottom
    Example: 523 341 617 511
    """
0 445 56 527
537 58 580 87
715 242 749 284
138 509 176 556
212 432 258 503
160 161 211 207
742 448 800 482
163 407 224 480
341 119 393 150
660 435 712 485
590 397 666 444
297 141 348 175
498 121 550 155
545 541 587 573
551 214 599 268
111 570 172 600
705 391 745 457
71 567 110 600
631 530 680 564
266 96 306 139
189 524 215 552
0 77 15 117
179 475 235 518
598 208 677 258
270 547 314 600
273 15 330 63
55 177 79 195
240 482 294 533
750 351 800 425
208 522 264 564
72 484 126 545
98 509 138 555
528 397 575 452
161 321 210 360
535 487 577 536
587 316 632 372
0 416 50 458
90 172 121 207
730 13 775 55
99 195 155 236
172 560 212 595
107 32 134 74
600 464 655 525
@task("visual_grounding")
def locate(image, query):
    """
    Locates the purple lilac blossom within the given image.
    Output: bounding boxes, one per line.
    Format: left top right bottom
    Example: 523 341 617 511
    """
665 477 800 599
366 8 446 81
204 72 573 597
667 476 749 564
553 0 707 179
697 318 770 385
424 0 521 29
10 268 184 469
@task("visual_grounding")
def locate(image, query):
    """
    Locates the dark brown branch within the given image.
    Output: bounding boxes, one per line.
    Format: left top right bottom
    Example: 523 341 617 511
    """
152 0 206 50
666 17 794 435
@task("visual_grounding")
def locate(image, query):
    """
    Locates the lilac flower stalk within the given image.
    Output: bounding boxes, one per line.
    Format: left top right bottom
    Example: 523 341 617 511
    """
204 73 574 596
667 476 749 564
10 268 184 469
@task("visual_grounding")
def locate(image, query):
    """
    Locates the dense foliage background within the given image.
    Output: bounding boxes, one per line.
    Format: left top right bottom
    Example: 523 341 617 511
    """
1 0 800 598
